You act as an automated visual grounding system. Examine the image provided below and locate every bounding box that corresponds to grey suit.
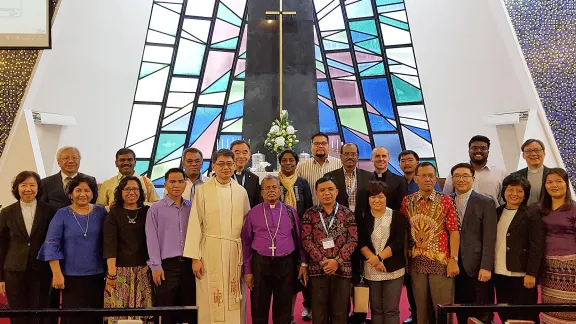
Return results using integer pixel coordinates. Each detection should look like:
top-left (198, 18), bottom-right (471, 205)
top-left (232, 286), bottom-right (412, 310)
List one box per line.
top-left (452, 190), bottom-right (497, 324)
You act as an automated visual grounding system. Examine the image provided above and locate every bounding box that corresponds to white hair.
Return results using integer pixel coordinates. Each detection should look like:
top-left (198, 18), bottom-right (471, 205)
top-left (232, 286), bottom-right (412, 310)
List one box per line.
top-left (56, 146), bottom-right (82, 160)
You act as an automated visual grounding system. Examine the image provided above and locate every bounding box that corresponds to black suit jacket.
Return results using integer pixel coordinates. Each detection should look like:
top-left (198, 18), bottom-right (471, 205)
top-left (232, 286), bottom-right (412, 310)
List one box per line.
top-left (373, 170), bottom-right (408, 212)
top-left (0, 201), bottom-right (55, 281)
top-left (451, 191), bottom-right (497, 277)
top-left (325, 168), bottom-right (375, 217)
top-left (39, 172), bottom-right (98, 211)
top-left (512, 166), bottom-right (550, 201)
top-left (496, 204), bottom-right (545, 277)
top-left (235, 170), bottom-right (261, 208)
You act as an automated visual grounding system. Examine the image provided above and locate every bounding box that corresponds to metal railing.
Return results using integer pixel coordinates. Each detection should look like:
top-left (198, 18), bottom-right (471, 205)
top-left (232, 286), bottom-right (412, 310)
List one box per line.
top-left (437, 304), bottom-right (576, 324)
top-left (0, 306), bottom-right (198, 323)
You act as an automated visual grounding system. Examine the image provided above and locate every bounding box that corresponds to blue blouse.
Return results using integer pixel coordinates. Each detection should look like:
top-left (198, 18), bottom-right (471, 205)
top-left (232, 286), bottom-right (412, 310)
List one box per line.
top-left (38, 205), bottom-right (106, 276)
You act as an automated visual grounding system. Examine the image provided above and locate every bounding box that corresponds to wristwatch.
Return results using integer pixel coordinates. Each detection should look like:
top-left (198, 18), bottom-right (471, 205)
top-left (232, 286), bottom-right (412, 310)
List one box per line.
top-left (301, 263), bottom-right (308, 267)
top-left (449, 256), bottom-right (458, 261)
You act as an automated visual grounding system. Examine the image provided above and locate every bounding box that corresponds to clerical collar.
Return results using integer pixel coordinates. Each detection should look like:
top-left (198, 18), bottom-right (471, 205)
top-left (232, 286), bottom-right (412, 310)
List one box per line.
top-left (269, 202), bottom-right (279, 209)
top-left (375, 170), bottom-right (387, 178)
top-left (235, 171), bottom-right (243, 175)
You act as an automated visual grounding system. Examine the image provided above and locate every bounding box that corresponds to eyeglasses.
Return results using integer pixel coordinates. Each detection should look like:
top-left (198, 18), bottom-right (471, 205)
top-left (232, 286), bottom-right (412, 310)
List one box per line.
top-left (185, 159), bottom-right (203, 165)
top-left (417, 174), bottom-right (436, 179)
top-left (122, 188), bottom-right (139, 193)
top-left (341, 152), bottom-right (358, 157)
top-left (452, 175), bottom-right (473, 180)
top-left (523, 148), bottom-right (544, 155)
top-left (262, 186), bottom-right (279, 191)
top-left (312, 141), bottom-right (328, 147)
top-left (470, 146), bottom-right (488, 152)
top-left (60, 157), bottom-right (80, 162)
top-left (214, 162), bottom-right (234, 168)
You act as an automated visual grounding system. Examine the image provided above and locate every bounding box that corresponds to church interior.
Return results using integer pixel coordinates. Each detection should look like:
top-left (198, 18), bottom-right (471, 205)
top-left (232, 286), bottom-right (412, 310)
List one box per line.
top-left (0, 0), bottom-right (574, 322)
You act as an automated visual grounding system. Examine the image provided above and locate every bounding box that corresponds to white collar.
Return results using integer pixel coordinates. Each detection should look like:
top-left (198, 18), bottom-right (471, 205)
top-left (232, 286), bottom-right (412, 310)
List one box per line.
top-left (61, 171), bottom-right (78, 179)
top-left (20, 199), bottom-right (37, 209)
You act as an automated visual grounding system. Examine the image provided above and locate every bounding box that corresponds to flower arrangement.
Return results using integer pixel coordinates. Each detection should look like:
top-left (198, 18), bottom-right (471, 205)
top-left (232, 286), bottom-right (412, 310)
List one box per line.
top-left (264, 110), bottom-right (299, 153)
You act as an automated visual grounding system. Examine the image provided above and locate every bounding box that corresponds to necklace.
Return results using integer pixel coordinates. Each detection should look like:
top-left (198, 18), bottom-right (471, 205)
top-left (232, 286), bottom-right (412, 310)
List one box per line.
top-left (263, 203), bottom-right (283, 256)
top-left (124, 207), bottom-right (140, 224)
top-left (71, 207), bottom-right (91, 238)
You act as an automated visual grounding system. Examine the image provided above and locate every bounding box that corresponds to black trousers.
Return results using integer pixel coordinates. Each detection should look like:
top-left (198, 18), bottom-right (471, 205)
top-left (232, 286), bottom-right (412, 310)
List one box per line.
top-left (310, 276), bottom-right (351, 324)
top-left (153, 257), bottom-right (196, 324)
top-left (5, 269), bottom-right (50, 324)
top-left (61, 274), bottom-right (105, 324)
top-left (454, 270), bottom-right (494, 324)
top-left (404, 273), bottom-right (417, 320)
top-left (302, 281), bottom-right (312, 309)
top-left (493, 274), bottom-right (539, 323)
top-left (251, 253), bottom-right (296, 324)
top-left (47, 287), bottom-right (60, 324)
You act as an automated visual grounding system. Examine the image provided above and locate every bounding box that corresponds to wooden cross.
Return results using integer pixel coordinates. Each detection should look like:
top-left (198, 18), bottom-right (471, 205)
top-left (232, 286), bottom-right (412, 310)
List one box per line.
top-left (266, 0), bottom-right (296, 118)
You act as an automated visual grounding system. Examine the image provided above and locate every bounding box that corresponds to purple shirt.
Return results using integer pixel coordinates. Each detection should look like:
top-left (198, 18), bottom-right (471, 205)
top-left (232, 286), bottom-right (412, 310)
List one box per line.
top-left (145, 196), bottom-right (191, 272)
top-left (543, 204), bottom-right (576, 257)
top-left (241, 202), bottom-right (307, 274)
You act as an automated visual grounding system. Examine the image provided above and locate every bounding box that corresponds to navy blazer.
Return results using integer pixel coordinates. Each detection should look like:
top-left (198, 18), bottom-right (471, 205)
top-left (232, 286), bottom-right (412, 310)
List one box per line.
top-left (39, 172), bottom-right (98, 211)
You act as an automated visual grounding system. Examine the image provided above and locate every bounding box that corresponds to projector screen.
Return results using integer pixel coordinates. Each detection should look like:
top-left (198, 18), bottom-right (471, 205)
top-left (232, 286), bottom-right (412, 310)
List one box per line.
top-left (0, 0), bottom-right (50, 48)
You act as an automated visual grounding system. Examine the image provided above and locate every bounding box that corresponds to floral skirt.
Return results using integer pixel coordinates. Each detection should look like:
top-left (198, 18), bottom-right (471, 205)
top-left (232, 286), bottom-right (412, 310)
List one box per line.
top-left (104, 265), bottom-right (153, 324)
top-left (540, 254), bottom-right (576, 324)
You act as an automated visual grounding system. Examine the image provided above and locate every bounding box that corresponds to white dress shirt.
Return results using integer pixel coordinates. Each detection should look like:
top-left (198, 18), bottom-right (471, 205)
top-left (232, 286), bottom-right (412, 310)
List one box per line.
top-left (296, 156), bottom-right (342, 205)
top-left (20, 200), bottom-right (37, 235)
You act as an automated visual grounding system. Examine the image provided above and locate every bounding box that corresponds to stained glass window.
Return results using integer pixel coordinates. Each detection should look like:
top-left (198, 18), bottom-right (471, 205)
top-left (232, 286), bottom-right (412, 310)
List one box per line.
top-left (125, 0), bottom-right (436, 182)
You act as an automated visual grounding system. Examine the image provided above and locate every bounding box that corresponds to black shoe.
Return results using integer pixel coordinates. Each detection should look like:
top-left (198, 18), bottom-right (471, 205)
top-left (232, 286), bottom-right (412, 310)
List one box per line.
top-left (403, 316), bottom-right (414, 324)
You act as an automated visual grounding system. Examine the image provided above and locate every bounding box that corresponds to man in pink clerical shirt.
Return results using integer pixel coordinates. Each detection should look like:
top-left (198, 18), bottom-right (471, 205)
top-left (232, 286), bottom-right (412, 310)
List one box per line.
top-left (241, 175), bottom-right (308, 324)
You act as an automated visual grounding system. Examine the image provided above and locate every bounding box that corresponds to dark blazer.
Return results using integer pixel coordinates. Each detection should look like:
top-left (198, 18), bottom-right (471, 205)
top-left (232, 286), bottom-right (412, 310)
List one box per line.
top-left (512, 166), bottom-right (550, 200)
top-left (496, 204), bottom-right (545, 277)
top-left (39, 172), bottom-right (98, 211)
top-left (239, 170), bottom-right (261, 208)
top-left (373, 170), bottom-right (408, 212)
top-left (357, 209), bottom-right (407, 273)
top-left (0, 201), bottom-right (55, 281)
top-left (280, 176), bottom-right (314, 218)
top-left (325, 168), bottom-right (375, 217)
top-left (451, 191), bottom-right (497, 277)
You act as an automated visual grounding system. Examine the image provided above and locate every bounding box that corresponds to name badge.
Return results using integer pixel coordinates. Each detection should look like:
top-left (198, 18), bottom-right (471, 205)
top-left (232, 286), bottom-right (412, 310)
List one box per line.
top-left (322, 237), bottom-right (335, 249)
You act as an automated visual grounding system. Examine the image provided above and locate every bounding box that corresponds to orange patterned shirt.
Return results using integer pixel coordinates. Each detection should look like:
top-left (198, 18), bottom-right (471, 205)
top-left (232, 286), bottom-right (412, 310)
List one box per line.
top-left (401, 191), bottom-right (458, 275)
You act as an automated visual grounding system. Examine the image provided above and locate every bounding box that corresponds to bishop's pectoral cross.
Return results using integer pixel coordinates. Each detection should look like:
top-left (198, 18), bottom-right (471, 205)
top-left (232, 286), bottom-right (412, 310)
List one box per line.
top-left (269, 240), bottom-right (277, 257)
top-left (266, 0), bottom-right (296, 118)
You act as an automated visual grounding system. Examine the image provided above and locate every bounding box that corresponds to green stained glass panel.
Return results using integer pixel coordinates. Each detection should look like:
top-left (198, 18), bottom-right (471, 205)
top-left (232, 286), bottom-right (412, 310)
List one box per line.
top-left (174, 39), bottom-right (205, 76)
top-left (203, 72), bottom-right (231, 94)
top-left (379, 16), bottom-right (409, 30)
top-left (325, 31), bottom-right (348, 43)
top-left (391, 75), bottom-right (423, 103)
top-left (349, 20), bottom-right (378, 37)
top-left (338, 108), bottom-right (369, 134)
top-left (135, 160), bottom-right (150, 176)
top-left (316, 60), bottom-right (325, 73)
top-left (139, 62), bottom-right (167, 79)
top-left (154, 133), bottom-right (187, 162)
top-left (222, 118), bottom-right (243, 132)
top-left (360, 62), bottom-right (385, 76)
top-left (150, 159), bottom-right (181, 181)
top-left (376, 0), bottom-right (403, 5)
top-left (346, 0), bottom-right (374, 19)
top-left (217, 3), bottom-right (242, 27)
top-left (355, 38), bottom-right (382, 55)
top-left (211, 37), bottom-right (239, 50)
top-left (227, 81), bottom-right (244, 104)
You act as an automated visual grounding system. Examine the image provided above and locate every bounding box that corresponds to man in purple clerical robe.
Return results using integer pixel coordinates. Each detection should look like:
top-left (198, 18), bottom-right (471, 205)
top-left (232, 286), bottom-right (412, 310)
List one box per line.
top-left (241, 175), bottom-right (309, 324)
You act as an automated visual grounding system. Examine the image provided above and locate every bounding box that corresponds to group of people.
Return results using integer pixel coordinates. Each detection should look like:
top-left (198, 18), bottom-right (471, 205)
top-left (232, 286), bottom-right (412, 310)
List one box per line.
top-left (0, 132), bottom-right (574, 324)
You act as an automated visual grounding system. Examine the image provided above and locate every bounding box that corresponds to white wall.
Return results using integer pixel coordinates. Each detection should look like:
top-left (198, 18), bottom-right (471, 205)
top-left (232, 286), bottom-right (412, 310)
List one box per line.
top-left (405, 0), bottom-right (563, 177)
top-left (18, 0), bottom-right (153, 182)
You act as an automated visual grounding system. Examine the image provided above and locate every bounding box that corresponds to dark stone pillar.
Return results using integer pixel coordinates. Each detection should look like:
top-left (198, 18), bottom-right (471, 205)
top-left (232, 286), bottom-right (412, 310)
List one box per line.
top-left (243, 0), bottom-right (318, 169)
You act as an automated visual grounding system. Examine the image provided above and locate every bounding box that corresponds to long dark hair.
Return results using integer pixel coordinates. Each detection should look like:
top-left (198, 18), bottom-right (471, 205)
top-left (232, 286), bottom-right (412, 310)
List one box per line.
top-left (540, 168), bottom-right (574, 215)
top-left (113, 176), bottom-right (145, 208)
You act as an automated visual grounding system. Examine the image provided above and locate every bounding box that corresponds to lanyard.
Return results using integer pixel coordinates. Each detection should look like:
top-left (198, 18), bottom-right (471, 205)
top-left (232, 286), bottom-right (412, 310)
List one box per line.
top-left (344, 169), bottom-right (357, 198)
top-left (319, 202), bottom-right (339, 235)
top-left (233, 172), bottom-right (246, 188)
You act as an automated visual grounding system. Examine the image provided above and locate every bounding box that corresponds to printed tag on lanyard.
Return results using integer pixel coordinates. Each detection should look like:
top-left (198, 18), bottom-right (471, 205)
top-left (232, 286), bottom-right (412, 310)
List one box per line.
top-left (322, 237), bottom-right (335, 249)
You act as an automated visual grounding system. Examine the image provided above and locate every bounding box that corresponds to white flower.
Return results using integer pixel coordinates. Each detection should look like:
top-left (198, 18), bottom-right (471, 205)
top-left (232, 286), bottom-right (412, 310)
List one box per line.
top-left (286, 125), bottom-right (295, 135)
top-left (270, 125), bottom-right (280, 134)
top-left (281, 110), bottom-right (287, 117)
top-left (274, 137), bottom-right (286, 147)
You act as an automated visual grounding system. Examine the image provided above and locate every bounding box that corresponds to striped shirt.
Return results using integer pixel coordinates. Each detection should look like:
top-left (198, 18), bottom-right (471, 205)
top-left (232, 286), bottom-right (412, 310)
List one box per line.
top-left (296, 155), bottom-right (342, 205)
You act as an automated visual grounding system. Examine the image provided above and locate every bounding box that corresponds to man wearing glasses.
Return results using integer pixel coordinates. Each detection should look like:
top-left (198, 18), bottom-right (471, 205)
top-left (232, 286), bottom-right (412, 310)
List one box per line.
top-left (512, 139), bottom-right (549, 205)
top-left (184, 149), bottom-right (251, 324)
top-left (97, 148), bottom-right (159, 211)
top-left (442, 135), bottom-right (506, 206)
top-left (163, 147), bottom-right (209, 202)
top-left (296, 132), bottom-right (342, 321)
top-left (401, 162), bottom-right (460, 324)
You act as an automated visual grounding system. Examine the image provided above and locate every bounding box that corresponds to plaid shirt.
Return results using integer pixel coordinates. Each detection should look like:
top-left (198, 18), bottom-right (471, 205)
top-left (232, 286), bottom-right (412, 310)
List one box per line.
top-left (344, 169), bottom-right (357, 212)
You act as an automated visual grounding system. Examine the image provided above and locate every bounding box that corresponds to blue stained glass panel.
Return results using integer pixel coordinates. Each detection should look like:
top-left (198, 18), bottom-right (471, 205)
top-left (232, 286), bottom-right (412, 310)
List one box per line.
top-left (373, 133), bottom-right (402, 173)
top-left (154, 133), bottom-right (186, 162)
top-left (317, 81), bottom-right (331, 99)
top-left (351, 31), bottom-right (375, 43)
top-left (319, 100), bottom-right (338, 133)
top-left (224, 100), bottom-right (244, 120)
top-left (368, 113), bottom-right (396, 131)
top-left (361, 78), bottom-right (395, 118)
top-left (405, 125), bottom-right (432, 141)
top-left (342, 128), bottom-right (371, 159)
top-left (189, 107), bottom-right (221, 145)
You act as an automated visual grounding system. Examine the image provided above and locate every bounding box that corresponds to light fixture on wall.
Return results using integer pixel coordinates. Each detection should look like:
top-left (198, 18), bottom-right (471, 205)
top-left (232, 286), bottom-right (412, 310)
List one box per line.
top-left (482, 111), bottom-right (529, 126)
top-left (32, 111), bottom-right (76, 126)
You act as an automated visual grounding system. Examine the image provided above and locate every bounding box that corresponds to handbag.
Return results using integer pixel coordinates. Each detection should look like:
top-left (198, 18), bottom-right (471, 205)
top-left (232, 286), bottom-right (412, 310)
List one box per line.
top-left (353, 275), bottom-right (370, 313)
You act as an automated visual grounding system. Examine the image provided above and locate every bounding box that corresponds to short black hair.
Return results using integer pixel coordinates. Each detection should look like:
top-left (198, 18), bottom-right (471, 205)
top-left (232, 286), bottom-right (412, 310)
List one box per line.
top-left (367, 181), bottom-right (389, 197)
top-left (211, 149), bottom-right (235, 163)
top-left (398, 150), bottom-right (419, 162)
top-left (113, 176), bottom-right (145, 208)
top-left (315, 176), bottom-right (336, 190)
top-left (230, 140), bottom-right (251, 150)
top-left (501, 174), bottom-right (531, 206)
top-left (468, 135), bottom-right (490, 148)
top-left (450, 163), bottom-right (476, 176)
top-left (415, 162), bottom-right (437, 175)
top-left (116, 148), bottom-right (136, 160)
top-left (67, 175), bottom-right (94, 196)
top-left (183, 147), bottom-right (203, 160)
top-left (164, 168), bottom-right (186, 181)
top-left (311, 132), bottom-right (329, 143)
top-left (340, 142), bottom-right (359, 154)
top-left (278, 149), bottom-right (299, 163)
top-left (521, 139), bottom-right (545, 152)
top-left (11, 171), bottom-right (42, 200)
